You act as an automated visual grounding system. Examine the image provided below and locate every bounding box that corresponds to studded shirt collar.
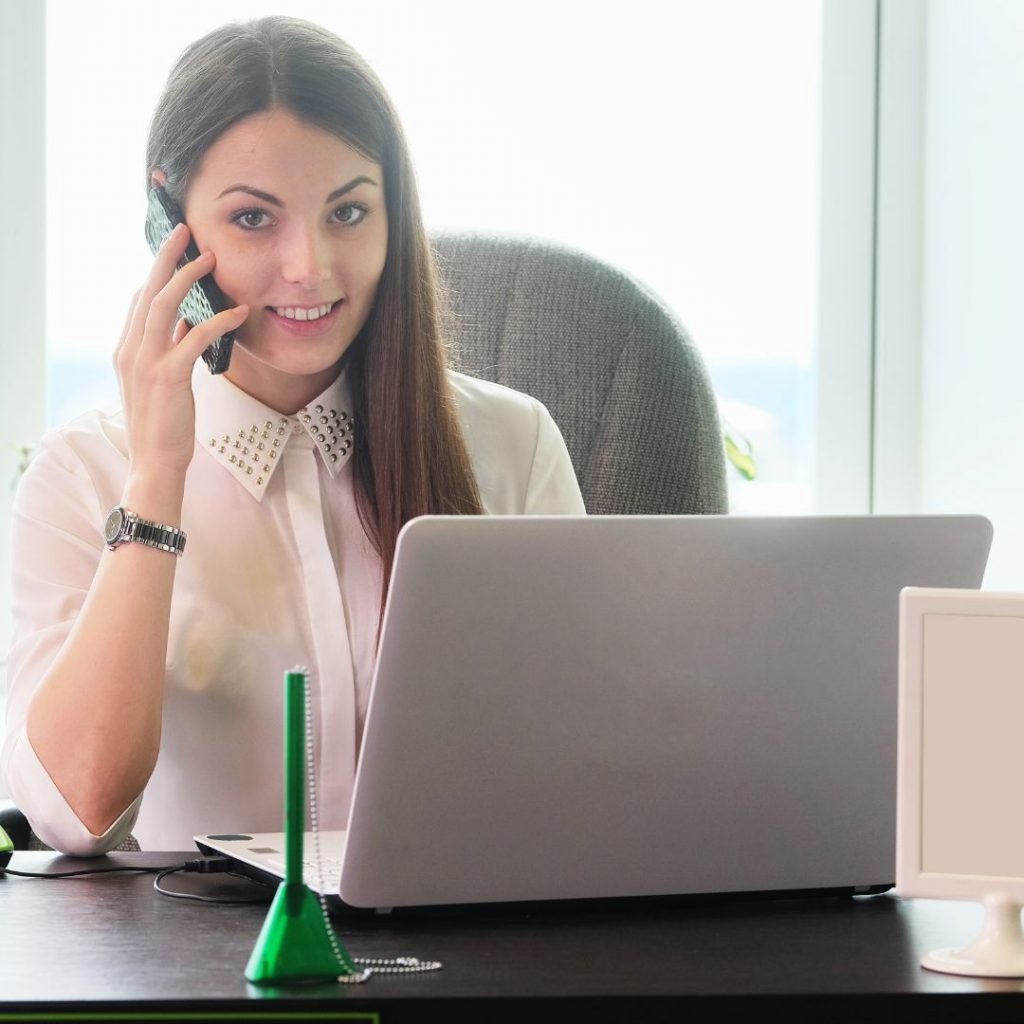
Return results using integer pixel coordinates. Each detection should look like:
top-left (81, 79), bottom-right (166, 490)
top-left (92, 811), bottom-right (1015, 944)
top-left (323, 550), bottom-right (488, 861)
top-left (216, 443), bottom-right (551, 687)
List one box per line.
top-left (192, 362), bottom-right (356, 501)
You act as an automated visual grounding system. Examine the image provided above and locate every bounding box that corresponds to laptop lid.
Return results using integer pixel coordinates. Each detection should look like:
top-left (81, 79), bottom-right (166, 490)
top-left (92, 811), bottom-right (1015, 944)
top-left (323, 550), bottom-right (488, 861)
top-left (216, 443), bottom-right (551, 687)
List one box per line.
top-left (197, 513), bottom-right (993, 912)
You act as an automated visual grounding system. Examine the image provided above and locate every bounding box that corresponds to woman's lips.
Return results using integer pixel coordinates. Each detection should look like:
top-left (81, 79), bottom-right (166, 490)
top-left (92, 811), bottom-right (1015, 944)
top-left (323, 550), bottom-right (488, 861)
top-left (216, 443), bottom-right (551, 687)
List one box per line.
top-left (264, 301), bottom-right (344, 337)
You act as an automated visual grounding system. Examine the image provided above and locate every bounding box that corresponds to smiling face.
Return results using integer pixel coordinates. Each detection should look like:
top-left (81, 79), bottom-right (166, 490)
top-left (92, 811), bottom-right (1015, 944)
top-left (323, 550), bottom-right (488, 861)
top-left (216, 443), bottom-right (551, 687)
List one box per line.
top-left (164, 108), bottom-right (388, 412)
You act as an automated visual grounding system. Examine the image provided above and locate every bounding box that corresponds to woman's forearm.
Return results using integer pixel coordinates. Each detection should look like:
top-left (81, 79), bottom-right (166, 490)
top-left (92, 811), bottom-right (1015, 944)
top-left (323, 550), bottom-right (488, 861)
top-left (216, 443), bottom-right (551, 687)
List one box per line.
top-left (25, 472), bottom-right (186, 835)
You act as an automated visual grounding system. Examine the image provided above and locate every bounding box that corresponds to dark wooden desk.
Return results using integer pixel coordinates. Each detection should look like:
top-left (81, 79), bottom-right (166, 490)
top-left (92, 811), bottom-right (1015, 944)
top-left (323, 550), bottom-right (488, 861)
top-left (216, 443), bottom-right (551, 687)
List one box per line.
top-left (2, 851), bottom-right (1023, 1023)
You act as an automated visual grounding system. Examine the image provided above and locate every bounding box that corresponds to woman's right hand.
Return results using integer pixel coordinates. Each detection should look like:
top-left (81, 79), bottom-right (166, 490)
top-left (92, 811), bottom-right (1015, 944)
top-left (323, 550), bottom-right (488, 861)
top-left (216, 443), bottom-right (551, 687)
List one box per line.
top-left (114, 223), bottom-right (249, 481)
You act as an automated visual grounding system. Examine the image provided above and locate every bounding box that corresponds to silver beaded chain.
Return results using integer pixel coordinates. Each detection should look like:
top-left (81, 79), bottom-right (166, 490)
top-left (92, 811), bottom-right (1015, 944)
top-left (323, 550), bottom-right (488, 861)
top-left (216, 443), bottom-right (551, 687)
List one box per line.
top-left (302, 673), bottom-right (443, 983)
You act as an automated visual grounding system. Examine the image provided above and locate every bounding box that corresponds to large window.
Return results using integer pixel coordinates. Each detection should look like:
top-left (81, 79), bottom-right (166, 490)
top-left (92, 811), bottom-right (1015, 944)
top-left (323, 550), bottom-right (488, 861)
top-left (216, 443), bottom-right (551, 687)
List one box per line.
top-left (44, 0), bottom-right (850, 516)
top-left (2, 2), bottom-right (881, 755)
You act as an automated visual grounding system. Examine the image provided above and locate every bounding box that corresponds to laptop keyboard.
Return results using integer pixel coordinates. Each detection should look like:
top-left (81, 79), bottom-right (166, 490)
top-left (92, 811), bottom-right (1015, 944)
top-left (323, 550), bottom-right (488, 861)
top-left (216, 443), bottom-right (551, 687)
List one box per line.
top-left (267, 855), bottom-right (344, 886)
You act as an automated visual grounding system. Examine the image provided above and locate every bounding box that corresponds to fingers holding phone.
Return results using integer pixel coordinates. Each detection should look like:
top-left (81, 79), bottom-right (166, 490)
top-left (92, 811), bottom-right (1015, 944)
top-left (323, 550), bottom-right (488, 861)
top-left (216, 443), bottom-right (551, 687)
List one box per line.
top-left (141, 238), bottom-right (249, 370)
top-left (144, 186), bottom-right (239, 374)
top-left (115, 222), bottom-right (248, 479)
top-left (120, 221), bottom-right (195, 371)
top-left (119, 221), bottom-right (231, 380)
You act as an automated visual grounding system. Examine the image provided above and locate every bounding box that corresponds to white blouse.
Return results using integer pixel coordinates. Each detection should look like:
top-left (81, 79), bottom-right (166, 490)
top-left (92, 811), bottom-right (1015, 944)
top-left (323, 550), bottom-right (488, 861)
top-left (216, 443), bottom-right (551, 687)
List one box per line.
top-left (2, 365), bottom-right (586, 854)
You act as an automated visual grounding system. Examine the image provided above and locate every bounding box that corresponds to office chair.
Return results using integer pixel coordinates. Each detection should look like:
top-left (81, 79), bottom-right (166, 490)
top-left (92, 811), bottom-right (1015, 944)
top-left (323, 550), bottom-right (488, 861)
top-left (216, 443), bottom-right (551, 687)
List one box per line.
top-left (431, 230), bottom-right (729, 515)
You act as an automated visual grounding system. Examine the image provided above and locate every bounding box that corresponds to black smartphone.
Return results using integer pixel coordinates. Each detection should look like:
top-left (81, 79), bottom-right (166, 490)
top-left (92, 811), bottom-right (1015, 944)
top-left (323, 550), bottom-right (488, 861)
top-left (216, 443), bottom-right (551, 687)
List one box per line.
top-left (143, 185), bottom-right (237, 374)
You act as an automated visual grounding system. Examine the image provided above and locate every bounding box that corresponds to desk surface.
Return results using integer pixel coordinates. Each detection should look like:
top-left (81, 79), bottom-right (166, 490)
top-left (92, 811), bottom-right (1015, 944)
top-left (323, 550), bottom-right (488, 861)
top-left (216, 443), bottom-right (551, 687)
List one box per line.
top-left (2, 851), bottom-right (1024, 1023)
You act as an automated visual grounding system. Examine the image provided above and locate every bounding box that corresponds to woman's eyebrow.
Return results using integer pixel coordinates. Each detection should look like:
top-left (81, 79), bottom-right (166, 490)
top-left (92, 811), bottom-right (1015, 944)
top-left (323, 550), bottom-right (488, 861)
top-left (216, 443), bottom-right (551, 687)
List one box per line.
top-left (216, 176), bottom-right (379, 206)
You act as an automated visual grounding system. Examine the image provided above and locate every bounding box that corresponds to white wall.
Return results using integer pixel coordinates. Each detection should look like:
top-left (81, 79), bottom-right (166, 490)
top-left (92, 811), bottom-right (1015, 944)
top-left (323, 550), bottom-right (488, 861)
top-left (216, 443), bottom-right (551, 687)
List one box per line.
top-left (918, 0), bottom-right (1024, 590)
top-left (0, 0), bottom-right (47, 732)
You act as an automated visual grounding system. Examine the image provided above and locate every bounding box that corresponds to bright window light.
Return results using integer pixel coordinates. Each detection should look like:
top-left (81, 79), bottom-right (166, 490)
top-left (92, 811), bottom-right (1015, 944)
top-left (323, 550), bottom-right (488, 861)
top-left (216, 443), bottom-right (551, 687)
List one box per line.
top-left (46, 0), bottom-right (823, 513)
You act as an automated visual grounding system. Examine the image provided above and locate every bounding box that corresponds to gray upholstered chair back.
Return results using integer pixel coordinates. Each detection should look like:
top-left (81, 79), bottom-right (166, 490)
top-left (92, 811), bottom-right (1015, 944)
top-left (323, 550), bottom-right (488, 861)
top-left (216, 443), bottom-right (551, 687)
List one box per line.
top-left (431, 231), bottom-right (728, 514)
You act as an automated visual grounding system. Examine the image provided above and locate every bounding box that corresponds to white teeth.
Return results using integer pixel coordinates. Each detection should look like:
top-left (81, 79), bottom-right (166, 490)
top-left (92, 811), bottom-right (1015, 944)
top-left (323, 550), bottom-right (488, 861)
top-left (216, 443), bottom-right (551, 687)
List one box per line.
top-left (272, 302), bottom-right (335, 321)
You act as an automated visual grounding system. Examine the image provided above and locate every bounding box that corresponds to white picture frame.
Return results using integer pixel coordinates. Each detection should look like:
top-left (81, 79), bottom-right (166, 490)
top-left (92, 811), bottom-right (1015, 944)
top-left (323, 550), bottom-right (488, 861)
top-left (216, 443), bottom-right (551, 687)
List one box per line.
top-left (897, 586), bottom-right (1024, 976)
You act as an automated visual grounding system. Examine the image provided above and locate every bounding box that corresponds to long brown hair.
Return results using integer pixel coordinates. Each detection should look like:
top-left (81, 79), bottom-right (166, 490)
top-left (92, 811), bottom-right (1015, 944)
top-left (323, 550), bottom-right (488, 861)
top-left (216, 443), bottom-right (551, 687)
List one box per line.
top-left (146, 16), bottom-right (483, 605)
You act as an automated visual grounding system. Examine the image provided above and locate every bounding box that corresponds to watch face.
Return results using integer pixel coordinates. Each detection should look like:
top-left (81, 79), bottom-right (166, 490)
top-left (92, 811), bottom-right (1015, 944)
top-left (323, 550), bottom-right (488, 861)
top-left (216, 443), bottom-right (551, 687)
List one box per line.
top-left (104, 507), bottom-right (126, 544)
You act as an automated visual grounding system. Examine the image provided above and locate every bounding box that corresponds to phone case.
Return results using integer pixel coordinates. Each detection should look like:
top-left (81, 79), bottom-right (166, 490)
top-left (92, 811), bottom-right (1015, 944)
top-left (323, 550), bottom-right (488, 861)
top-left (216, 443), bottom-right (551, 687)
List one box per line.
top-left (144, 186), bottom-right (236, 374)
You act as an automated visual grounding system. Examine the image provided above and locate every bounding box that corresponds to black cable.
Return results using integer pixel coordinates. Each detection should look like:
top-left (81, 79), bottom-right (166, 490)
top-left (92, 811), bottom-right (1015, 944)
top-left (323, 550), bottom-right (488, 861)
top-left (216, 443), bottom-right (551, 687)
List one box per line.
top-left (2, 853), bottom-right (272, 904)
top-left (153, 859), bottom-right (274, 905)
top-left (1, 861), bottom-right (186, 878)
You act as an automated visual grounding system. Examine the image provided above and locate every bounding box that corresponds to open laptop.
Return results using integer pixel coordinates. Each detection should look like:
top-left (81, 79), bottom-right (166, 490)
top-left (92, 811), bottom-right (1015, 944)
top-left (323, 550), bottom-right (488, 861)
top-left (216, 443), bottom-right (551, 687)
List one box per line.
top-left (196, 513), bottom-right (993, 914)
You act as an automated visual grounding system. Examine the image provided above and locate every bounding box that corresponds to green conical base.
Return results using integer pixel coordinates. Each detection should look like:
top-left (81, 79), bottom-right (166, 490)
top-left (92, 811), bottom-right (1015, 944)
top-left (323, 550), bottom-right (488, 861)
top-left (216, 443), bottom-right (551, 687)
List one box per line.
top-left (245, 881), bottom-right (357, 984)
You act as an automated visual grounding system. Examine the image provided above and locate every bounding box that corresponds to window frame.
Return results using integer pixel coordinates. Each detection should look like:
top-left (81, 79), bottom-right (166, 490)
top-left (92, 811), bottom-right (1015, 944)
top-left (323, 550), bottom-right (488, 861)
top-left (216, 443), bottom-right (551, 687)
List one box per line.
top-left (814, 0), bottom-right (879, 513)
top-left (0, 0), bottom-right (47, 673)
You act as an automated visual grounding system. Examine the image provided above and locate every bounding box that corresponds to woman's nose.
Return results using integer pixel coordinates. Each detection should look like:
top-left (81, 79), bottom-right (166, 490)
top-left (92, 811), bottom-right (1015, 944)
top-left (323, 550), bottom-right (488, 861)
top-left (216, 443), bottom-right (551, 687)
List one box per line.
top-left (279, 227), bottom-right (332, 290)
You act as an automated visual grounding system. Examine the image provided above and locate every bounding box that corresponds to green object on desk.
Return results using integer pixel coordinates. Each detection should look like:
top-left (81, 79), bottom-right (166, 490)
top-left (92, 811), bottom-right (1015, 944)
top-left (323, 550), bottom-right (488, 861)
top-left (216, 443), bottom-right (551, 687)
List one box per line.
top-left (0, 823), bottom-right (14, 867)
top-left (244, 668), bottom-right (357, 984)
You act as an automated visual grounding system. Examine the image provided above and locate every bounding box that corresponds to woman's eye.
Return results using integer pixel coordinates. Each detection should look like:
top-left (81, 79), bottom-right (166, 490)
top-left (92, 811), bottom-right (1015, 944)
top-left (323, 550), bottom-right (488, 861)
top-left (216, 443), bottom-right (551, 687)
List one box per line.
top-left (334, 203), bottom-right (368, 226)
top-left (229, 204), bottom-right (367, 230)
top-left (232, 208), bottom-right (270, 230)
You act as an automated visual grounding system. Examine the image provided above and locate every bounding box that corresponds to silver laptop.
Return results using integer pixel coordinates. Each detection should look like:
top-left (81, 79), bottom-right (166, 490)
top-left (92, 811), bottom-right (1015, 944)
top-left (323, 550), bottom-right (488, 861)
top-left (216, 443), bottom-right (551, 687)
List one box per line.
top-left (196, 513), bottom-right (993, 913)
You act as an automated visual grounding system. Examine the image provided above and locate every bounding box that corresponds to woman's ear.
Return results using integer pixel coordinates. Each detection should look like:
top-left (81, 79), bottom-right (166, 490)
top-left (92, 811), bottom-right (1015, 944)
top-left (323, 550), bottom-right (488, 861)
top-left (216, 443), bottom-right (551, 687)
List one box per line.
top-left (150, 168), bottom-right (168, 190)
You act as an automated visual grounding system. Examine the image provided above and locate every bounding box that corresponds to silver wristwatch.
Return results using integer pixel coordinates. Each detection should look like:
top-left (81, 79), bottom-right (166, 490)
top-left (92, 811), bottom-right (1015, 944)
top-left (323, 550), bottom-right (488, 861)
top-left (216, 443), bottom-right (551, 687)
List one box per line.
top-left (103, 505), bottom-right (186, 556)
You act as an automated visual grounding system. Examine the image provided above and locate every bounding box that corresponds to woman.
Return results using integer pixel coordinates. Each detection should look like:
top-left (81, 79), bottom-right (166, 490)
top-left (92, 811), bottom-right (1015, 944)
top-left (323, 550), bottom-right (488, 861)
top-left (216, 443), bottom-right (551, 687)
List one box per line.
top-left (2, 16), bottom-right (584, 855)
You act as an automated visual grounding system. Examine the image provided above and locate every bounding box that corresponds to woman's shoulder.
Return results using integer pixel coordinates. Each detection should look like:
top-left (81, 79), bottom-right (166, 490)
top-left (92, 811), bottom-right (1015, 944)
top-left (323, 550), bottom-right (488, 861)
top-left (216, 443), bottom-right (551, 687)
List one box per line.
top-left (446, 369), bottom-right (546, 427)
top-left (9, 405), bottom-right (128, 538)
top-left (20, 405), bottom-right (128, 489)
top-left (445, 370), bottom-right (585, 515)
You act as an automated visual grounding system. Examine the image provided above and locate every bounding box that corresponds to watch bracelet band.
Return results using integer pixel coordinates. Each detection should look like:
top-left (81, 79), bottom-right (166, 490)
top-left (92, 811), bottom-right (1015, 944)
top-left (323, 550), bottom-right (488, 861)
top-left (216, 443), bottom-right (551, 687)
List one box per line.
top-left (129, 517), bottom-right (187, 556)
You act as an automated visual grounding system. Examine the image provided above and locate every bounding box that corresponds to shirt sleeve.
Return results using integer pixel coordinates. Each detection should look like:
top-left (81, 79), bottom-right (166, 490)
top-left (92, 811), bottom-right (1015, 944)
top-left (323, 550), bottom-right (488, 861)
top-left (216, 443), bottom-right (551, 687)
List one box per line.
top-left (1, 428), bottom-right (141, 855)
top-left (524, 398), bottom-right (587, 515)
